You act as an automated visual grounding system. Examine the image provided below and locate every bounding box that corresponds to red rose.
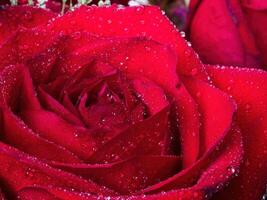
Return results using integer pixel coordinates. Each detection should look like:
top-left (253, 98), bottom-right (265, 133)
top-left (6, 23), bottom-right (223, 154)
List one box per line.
top-left (187, 0), bottom-right (267, 70)
top-left (0, 4), bottom-right (266, 200)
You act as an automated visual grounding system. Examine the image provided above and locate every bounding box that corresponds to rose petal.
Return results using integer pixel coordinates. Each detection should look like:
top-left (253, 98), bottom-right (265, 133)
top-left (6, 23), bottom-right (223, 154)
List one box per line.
top-left (0, 142), bottom-right (116, 195)
top-left (88, 106), bottom-right (170, 163)
top-left (1, 107), bottom-right (81, 163)
top-left (193, 125), bottom-right (243, 197)
top-left (18, 185), bottom-right (205, 200)
top-left (182, 77), bottom-right (236, 155)
top-left (46, 5), bottom-right (206, 79)
top-left (0, 65), bottom-right (22, 110)
top-left (18, 187), bottom-right (60, 200)
top-left (29, 127), bottom-right (240, 200)
top-left (18, 186), bottom-right (97, 200)
top-left (241, 2), bottom-right (267, 68)
top-left (0, 28), bottom-right (65, 82)
top-left (0, 6), bottom-right (55, 44)
top-left (62, 94), bottom-right (81, 118)
top-left (57, 33), bottom-right (180, 91)
top-left (38, 87), bottom-right (84, 126)
top-left (132, 78), bottom-right (169, 115)
top-left (206, 65), bottom-right (267, 200)
top-left (241, 0), bottom-right (267, 9)
top-left (19, 65), bottom-right (41, 110)
top-left (189, 0), bottom-right (262, 67)
top-left (0, 64), bottom-right (40, 111)
top-left (20, 110), bottom-right (101, 161)
top-left (52, 155), bottom-right (181, 194)
top-left (170, 84), bottom-right (200, 167)
top-left (77, 91), bottom-right (128, 130)
top-left (142, 124), bottom-right (243, 195)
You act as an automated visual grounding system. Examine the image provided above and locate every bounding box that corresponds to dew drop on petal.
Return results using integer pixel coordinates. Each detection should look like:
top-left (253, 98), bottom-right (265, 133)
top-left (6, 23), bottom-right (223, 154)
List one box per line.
top-left (25, 167), bottom-right (35, 178)
top-left (180, 31), bottom-right (186, 37)
top-left (24, 11), bottom-right (33, 20)
top-left (227, 166), bottom-right (236, 174)
top-left (187, 41), bottom-right (192, 47)
top-left (191, 68), bottom-right (198, 76)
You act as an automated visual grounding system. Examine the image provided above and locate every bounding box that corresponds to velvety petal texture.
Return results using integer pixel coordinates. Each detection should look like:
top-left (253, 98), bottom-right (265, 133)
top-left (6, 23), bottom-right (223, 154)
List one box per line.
top-left (188, 0), bottom-right (267, 70)
top-left (0, 3), bottom-right (266, 200)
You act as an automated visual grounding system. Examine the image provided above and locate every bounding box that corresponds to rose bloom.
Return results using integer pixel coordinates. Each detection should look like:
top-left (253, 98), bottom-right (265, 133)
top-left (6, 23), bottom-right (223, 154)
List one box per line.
top-left (187, 0), bottom-right (267, 70)
top-left (0, 3), bottom-right (266, 200)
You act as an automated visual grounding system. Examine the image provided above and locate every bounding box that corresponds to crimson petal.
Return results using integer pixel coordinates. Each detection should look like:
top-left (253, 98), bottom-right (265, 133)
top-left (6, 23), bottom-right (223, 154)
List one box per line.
top-left (132, 78), bottom-right (169, 115)
top-left (171, 84), bottom-right (200, 167)
top-left (88, 106), bottom-right (170, 163)
top-left (0, 6), bottom-right (55, 44)
top-left (18, 187), bottom-right (61, 200)
top-left (0, 142), bottom-right (116, 195)
top-left (0, 64), bottom-right (40, 111)
top-left (52, 155), bottom-right (181, 194)
top-left (1, 108), bottom-right (81, 163)
top-left (38, 87), bottom-right (84, 126)
top-left (46, 5), bottom-right (207, 79)
top-left (142, 124), bottom-right (243, 196)
top-left (182, 77), bottom-right (236, 155)
top-left (188, 0), bottom-right (262, 68)
top-left (20, 110), bottom-right (100, 161)
top-left (0, 28), bottom-right (64, 81)
top-left (207, 66), bottom-right (267, 200)
top-left (242, 1), bottom-right (267, 68)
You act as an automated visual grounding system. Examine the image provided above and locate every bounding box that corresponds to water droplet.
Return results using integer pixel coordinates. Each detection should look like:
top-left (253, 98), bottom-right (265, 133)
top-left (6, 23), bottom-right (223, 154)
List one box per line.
top-left (227, 166), bottom-right (236, 174)
top-left (136, 7), bottom-right (141, 12)
top-left (24, 11), bottom-right (32, 20)
top-left (25, 167), bottom-right (35, 178)
top-left (226, 86), bottom-right (232, 91)
top-left (191, 68), bottom-right (198, 76)
top-left (180, 31), bottom-right (185, 37)
top-left (20, 44), bottom-right (29, 50)
top-left (145, 46), bottom-right (151, 51)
